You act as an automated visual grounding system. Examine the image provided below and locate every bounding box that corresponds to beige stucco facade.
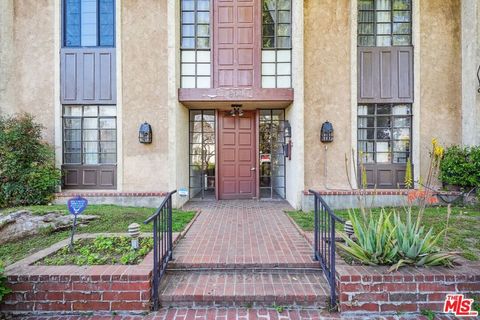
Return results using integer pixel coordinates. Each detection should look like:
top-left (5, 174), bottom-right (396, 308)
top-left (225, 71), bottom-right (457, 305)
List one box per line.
top-left (0, 0), bottom-right (477, 208)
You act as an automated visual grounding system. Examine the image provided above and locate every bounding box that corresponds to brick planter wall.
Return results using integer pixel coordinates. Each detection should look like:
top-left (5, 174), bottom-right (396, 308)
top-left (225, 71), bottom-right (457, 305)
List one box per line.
top-left (0, 234), bottom-right (154, 313)
top-left (336, 261), bottom-right (480, 315)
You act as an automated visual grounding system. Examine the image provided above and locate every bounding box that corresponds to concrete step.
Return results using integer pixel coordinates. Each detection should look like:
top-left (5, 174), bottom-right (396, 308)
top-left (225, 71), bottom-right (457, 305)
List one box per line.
top-left (159, 270), bottom-right (329, 308)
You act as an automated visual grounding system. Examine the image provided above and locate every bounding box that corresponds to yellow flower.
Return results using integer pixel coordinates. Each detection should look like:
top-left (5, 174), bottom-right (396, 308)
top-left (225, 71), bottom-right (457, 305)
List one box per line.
top-left (431, 138), bottom-right (444, 160)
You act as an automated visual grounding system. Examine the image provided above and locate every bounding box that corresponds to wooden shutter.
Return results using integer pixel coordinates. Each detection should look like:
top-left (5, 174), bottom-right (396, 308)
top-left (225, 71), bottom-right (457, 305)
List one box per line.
top-left (61, 48), bottom-right (116, 104)
top-left (358, 47), bottom-right (413, 103)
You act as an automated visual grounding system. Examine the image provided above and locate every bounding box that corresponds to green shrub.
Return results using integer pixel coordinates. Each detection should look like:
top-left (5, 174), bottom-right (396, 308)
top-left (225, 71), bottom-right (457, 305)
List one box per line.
top-left (0, 262), bottom-right (11, 302)
top-left (439, 145), bottom-right (480, 189)
top-left (0, 113), bottom-right (61, 207)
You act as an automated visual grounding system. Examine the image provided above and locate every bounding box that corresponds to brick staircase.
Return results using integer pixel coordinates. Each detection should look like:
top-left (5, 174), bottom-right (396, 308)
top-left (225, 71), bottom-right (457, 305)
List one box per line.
top-left (155, 200), bottom-right (330, 309)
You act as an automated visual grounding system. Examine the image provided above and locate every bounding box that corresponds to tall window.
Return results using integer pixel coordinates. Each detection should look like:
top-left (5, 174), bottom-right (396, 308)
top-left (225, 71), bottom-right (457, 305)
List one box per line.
top-left (189, 110), bottom-right (216, 199)
top-left (358, 0), bottom-right (412, 47)
top-left (181, 0), bottom-right (211, 88)
top-left (261, 0), bottom-right (292, 88)
top-left (259, 110), bottom-right (286, 199)
top-left (64, 0), bottom-right (115, 47)
top-left (63, 105), bottom-right (117, 165)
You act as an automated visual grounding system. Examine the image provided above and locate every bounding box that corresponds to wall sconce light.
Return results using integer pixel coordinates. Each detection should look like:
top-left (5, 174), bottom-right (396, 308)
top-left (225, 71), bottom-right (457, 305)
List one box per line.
top-left (229, 104), bottom-right (244, 117)
top-left (320, 121), bottom-right (334, 143)
top-left (139, 122), bottom-right (152, 144)
top-left (283, 120), bottom-right (292, 160)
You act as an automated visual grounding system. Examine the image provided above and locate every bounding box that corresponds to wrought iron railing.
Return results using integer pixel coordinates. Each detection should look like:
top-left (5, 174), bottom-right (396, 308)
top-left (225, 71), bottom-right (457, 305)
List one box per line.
top-left (309, 190), bottom-right (345, 308)
top-left (144, 190), bottom-right (177, 311)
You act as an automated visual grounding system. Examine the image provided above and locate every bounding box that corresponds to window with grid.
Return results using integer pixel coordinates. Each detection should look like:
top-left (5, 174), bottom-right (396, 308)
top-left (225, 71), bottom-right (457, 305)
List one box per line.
top-left (261, 0), bottom-right (292, 88)
top-left (189, 110), bottom-right (216, 199)
top-left (63, 106), bottom-right (117, 165)
top-left (63, 0), bottom-right (115, 47)
top-left (358, 104), bottom-right (412, 164)
top-left (358, 0), bottom-right (412, 47)
top-left (181, 0), bottom-right (211, 88)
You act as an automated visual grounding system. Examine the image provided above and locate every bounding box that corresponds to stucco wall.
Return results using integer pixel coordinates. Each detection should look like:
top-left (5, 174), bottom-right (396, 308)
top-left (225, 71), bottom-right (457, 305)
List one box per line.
top-left (0, 0), bottom-right (15, 116)
top-left (7, 0), bottom-right (56, 144)
top-left (304, 0), bottom-right (352, 190)
top-left (121, 0), bottom-right (170, 191)
top-left (419, 0), bottom-right (462, 176)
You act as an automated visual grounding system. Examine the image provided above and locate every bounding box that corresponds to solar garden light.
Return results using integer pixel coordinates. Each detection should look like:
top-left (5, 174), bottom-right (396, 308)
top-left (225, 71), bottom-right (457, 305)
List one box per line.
top-left (128, 223), bottom-right (141, 250)
top-left (344, 220), bottom-right (354, 240)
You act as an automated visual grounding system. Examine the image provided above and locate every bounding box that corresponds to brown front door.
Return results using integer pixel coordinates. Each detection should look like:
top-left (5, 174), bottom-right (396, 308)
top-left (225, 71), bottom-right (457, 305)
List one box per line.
top-left (218, 111), bottom-right (257, 199)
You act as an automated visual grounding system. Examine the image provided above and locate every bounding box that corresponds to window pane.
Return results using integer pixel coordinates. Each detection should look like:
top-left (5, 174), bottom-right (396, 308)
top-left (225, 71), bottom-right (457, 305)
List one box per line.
top-left (182, 63), bottom-right (196, 76)
top-left (65, 141), bottom-right (82, 153)
top-left (262, 76), bottom-right (276, 88)
top-left (393, 116), bottom-right (411, 127)
top-left (100, 129), bottom-right (116, 141)
top-left (393, 23), bottom-right (411, 34)
top-left (393, 0), bottom-right (411, 10)
top-left (83, 105), bottom-right (98, 116)
top-left (182, 76), bottom-right (196, 88)
top-left (278, 11), bottom-right (291, 23)
top-left (358, 105), bottom-right (375, 115)
top-left (81, 0), bottom-right (98, 46)
top-left (377, 23), bottom-right (391, 35)
top-left (393, 128), bottom-right (410, 140)
top-left (263, 24), bottom-right (275, 38)
top-left (359, 141), bottom-right (375, 153)
top-left (358, 0), bottom-right (374, 10)
top-left (393, 153), bottom-right (409, 163)
top-left (377, 128), bottom-right (391, 140)
top-left (197, 0), bottom-right (210, 10)
top-left (360, 152), bottom-right (375, 164)
top-left (64, 129), bottom-right (82, 141)
top-left (197, 64), bottom-right (211, 76)
top-left (182, 25), bottom-right (195, 37)
top-left (359, 11), bottom-right (374, 23)
top-left (100, 142), bottom-right (116, 153)
top-left (197, 12), bottom-right (210, 24)
top-left (182, 0), bottom-right (195, 10)
top-left (197, 77), bottom-right (211, 88)
top-left (99, 0), bottom-right (114, 46)
top-left (83, 129), bottom-right (98, 141)
top-left (376, 12), bottom-right (391, 23)
top-left (277, 76), bottom-right (291, 88)
top-left (392, 105), bottom-right (411, 115)
top-left (393, 11), bottom-right (410, 22)
top-left (358, 129), bottom-right (375, 140)
top-left (358, 117), bottom-right (375, 128)
top-left (277, 0), bottom-right (291, 10)
top-left (196, 37), bottom-right (210, 49)
top-left (376, 0), bottom-right (391, 10)
top-left (277, 50), bottom-right (291, 62)
top-left (359, 36), bottom-right (375, 46)
top-left (262, 50), bottom-right (276, 62)
top-left (277, 37), bottom-right (291, 48)
top-left (65, 153), bottom-right (81, 164)
top-left (277, 63), bottom-right (290, 75)
top-left (182, 12), bottom-right (195, 23)
top-left (100, 118), bottom-right (116, 129)
top-left (64, 106), bottom-right (83, 116)
top-left (64, 118), bottom-right (81, 129)
top-left (262, 63), bottom-right (276, 75)
top-left (376, 153), bottom-right (390, 163)
top-left (377, 116), bottom-right (391, 127)
top-left (359, 23), bottom-right (374, 35)
top-left (65, 0), bottom-right (81, 47)
top-left (182, 50), bottom-right (196, 62)
top-left (99, 105), bottom-right (116, 116)
top-left (277, 24), bottom-right (291, 37)
top-left (197, 50), bottom-right (211, 62)
top-left (393, 140), bottom-right (410, 152)
top-left (393, 35), bottom-right (411, 45)
top-left (182, 38), bottom-right (195, 49)
top-left (197, 24), bottom-right (210, 37)
top-left (100, 153), bottom-right (116, 164)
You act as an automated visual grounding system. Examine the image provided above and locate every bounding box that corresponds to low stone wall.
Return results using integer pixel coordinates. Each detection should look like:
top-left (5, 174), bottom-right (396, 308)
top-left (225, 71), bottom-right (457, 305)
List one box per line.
top-left (0, 234), bottom-right (153, 313)
top-left (302, 190), bottom-right (464, 210)
top-left (54, 191), bottom-right (167, 208)
top-left (336, 261), bottom-right (480, 315)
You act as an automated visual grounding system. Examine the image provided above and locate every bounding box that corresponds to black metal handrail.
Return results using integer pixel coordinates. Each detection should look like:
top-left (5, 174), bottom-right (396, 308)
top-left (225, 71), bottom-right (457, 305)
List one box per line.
top-left (144, 190), bottom-right (177, 311)
top-left (309, 190), bottom-right (345, 309)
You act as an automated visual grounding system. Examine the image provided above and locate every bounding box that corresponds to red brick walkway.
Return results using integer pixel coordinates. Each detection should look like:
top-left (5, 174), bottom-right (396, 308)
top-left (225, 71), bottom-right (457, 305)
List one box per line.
top-left (172, 201), bottom-right (316, 268)
top-left (16, 308), bottom-right (457, 320)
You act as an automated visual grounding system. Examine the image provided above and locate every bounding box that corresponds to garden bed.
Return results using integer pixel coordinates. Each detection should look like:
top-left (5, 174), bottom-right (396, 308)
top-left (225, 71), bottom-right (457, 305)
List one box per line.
top-left (0, 204), bottom-right (195, 266)
top-left (35, 236), bottom-right (154, 266)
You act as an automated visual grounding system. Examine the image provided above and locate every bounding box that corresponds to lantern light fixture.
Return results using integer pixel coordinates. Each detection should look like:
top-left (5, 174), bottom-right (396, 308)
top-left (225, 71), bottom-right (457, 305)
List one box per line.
top-left (139, 122), bottom-right (152, 144)
top-left (284, 120), bottom-right (292, 139)
top-left (320, 121), bottom-right (334, 143)
top-left (229, 104), bottom-right (243, 117)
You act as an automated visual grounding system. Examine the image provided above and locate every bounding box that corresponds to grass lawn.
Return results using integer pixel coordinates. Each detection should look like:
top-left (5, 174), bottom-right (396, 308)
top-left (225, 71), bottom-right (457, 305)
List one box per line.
top-left (287, 206), bottom-right (480, 261)
top-left (0, 205), bottom-right (196, 266)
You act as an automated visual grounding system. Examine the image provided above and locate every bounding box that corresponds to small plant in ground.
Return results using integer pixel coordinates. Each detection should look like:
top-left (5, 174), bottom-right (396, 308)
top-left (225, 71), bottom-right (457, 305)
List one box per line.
top-left (273, 305), bottom-right (285, 313)
top-left (420, 309), bottom-right (435, 320)
top-left (0, 261), bottom-right (12, 302)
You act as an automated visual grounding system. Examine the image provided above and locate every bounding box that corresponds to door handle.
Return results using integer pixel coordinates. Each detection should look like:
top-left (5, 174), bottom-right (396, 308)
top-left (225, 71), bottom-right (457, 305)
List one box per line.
top-left (251, 167), bottom-right (256, 171)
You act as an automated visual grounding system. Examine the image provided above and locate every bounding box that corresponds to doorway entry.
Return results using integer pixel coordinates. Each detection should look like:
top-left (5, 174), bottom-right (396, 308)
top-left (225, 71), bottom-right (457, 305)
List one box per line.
top-left (218, 110), bottom-right (257, 200)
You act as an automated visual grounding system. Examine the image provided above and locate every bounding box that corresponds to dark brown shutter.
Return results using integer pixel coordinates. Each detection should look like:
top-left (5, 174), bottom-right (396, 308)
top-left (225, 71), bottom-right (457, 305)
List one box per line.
top-left (63, 165), bottom-right (116, 189)
top-left (358, 47), bottom-right (413, 104)
top-left (61, 48), bottom-right (116, 104)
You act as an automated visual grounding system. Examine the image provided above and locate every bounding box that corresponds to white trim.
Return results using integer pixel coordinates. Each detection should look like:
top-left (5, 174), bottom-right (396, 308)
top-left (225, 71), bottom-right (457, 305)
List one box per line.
top-left (350, 0), bottom-right (358, 189)
top-left (412, 0), bottom-right (421, 184)
top-left (285, 0), bottom-right (304, 209)
top-left (54, 0), bottom-right (62, 172)
top-left (115, 0), bottom-right (123, 191)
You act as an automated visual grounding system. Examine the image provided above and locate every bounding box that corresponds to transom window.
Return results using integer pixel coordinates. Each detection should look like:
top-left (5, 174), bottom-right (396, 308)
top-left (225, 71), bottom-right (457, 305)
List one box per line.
top-left (358, 104), bottom-right (412, 164)
top-left (181, 0), bottom-right (211, 88)
top-left (358, 0), bottom-right (412, 47)
top-left (261, 0), bottom-right (292, 88)
top-left (63, 105), bottom-right (117, 165)
top-left (63, 0), bottom-right (115, 47)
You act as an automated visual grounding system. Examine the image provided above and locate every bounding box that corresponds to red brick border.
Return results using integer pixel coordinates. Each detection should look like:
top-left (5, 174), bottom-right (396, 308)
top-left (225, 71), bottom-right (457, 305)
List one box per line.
top-left (336, 261), bottom-right (480, 315)
top-left (303, 189), bottom-right (462, 196)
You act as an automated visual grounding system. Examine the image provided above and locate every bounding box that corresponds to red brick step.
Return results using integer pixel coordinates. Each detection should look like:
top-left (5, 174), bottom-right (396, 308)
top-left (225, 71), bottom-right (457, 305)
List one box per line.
top-left (159, 270), bottom-right (329, 308)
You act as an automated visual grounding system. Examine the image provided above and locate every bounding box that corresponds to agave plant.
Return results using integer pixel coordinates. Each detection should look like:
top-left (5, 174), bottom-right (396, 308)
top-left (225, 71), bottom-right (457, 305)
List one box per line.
top-left (389, 210), bottom-right (456, 272)
top-left (337, 209), bottom-right (398, 266)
